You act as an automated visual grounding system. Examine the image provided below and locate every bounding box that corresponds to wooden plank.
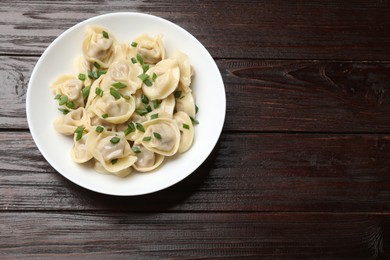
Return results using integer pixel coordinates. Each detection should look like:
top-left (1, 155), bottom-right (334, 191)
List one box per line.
top-left (0, 1), bottom-right (389, 59)
top-left (1, 132), bottom-right (390, 212)
top-left (0, 212), bottom-right (389, 258)
top-left (4, 56), bottom-right (390, 132)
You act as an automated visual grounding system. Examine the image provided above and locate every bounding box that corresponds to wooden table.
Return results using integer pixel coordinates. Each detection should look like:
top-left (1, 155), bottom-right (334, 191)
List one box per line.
top-left (1, 1), bottom-right (390, 258)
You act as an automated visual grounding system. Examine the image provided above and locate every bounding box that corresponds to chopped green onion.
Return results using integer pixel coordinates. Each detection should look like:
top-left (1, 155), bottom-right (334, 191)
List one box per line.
top-left (82, 86), bottom-right (90, 99)
top-left (132, 146), bottom-right (141, 153)
top-left (66, 101), bottom-right (75, 109)
top-left (195, 104), bottom-right (199, 114)
top-left (95, 125), bottom-right (104, 133)
top-left (150, 113), bottom-right (159, 119)
top-left (97, 70), bottom-right (107, 78)
top-left (110, 136), bottom-right (120, 144)
top-left (142, 64), bottom-right (149, 73)
top-left (136, 122), bottom-right (145, 132)
top-left (152, 72), bottom-right (158, 81)
top-left (144, 79), bottom-right (153, 87)
top-left (58, 108), bottom-right (70, 115)
top-left (112, 82), bottom-right (126, 89)
top-left (136, 53), bottom-right (143, 65)
top-left (131, 57), bottom-right (137, 64)
top-left (131, 41), bottom-right (138, 47)
top-left (182, 123), bottom-right (190, 130)
top-left (110, 87), bottom-right (121, 100)
top-left (74, 126), bottom-right (85, 141)
top-left (190, 116), bottom-right (199, 125)
top-left (141, 93), bottom-right (149, 104)
top-left (101, 113), bottom-right (109, 119)
top-left (111, 159), bottom-right (118, 165)
top-left (122, 95), bottom-right (130, 100)
top-left (124, 127), bottom-right (132, 136)
top-left (153, 132), bottom-right (162, 140)
top-left (88, 70), bottom-right (98, 79)
top-left (142, 136), bottom-right (151, 142)
top-left (128, 122), bottom-right (135, 132)
top-left (95, 87), bottom-right (103, 97)
top-left (102, 31), bottom-right (109, 39)
top-left (93, 62), bottom-right (101, 69)
top-left (135, 108), bottom-right (148, 116)
top-left (78, 73), bottom-right (86, 81)
top-left (144, 104), bottom-right (152, 113)
top-left (58, 95), bottom-right (68, 106)
top-left (174, 91), bottom-right (182, 98)
top-left (153, 100), bottom-right (159, 109)
top-left (138, 73), bottom-right (149, 81)
top-left (54, 94), bottom-right (61, 100)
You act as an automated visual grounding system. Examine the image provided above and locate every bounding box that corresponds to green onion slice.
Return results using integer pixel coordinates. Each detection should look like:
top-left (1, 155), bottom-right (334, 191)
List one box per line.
top-left (54, 94), bottom-right (61, 100)
top-left (135, 108), bottom-right (148, 116)
top-left (150, 113), bottom-right (159, 120)
top-left (110, 136), bottom-right (120, 144)
top-left (195, 104), bottom-right (199, 114)
top-left (136, 122), bottom-right (145, 132)
top-left (153, 100), bottom-right (159, 109)
top-left (95, 125), bottom-right (104, 133)
top-left (111, 159), bottom-right (118, 165)
top-left (101, 113), bottom-right (109, 119)
top-left (136, 53), bottom-right (143, 65)
top-left (93, 62), bottom-right (101, 69)
top-left (131, 41), bottom-right (138, 47)
top-left (132, 146), bottom-right (141, 153)
top-left (153, 132), bottom-right (162, 140)
top-left (142, 136), bottom-right (151, 142)
top-left (74, 126), bottom-right (85, 141)
top-left (78, 73), bottom-right (86, 81)
top-left (58, 95), bottom-right (68, 106)
top-left (66, 101), bottom-right (75, 109)
top-left (95, 87), bottom-right (103, 97)
top-left (110, 87), bottom-right (121, 100)
top-left (141, 93), bottom-right (149, 104)
top-left (58, 108), bottom-right (70, 115)
top-left (131, 57), bottom-right (137, 64)
top-left (152, 72), bottom-right (158, 81)
top-left (137, 73), bottom-right (149, 81)
top-left (144, 79), bottom-right (153, 87)
top-left (82, 86), bottom-right (90, 99)
top-left (97, 70), bottom-right (107, 78)
top-left (142, 64), bottom-right (149, 73)
top-left (102, 31), bottom-right (109, 39)
top-left (182, 123), bottom-right (190, 130)
top-left (112, 82), bottom-right (126, 89)
top-left (190, 116), bottom-right (199, 125)
top-left (144, 104), bottom-right (152, 113)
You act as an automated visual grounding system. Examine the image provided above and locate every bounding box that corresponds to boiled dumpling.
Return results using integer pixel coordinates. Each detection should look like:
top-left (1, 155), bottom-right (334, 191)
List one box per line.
top-left (135, 118), bottom-right (180, 156)
top-left (142, 59), bottom-right (180, 100)
top-left (132, 144), bottom-right (165, 172)
top-left (170, 50), bottom-right (193, 93)
top-left (88, 130), bottom-right (137, 176)
top-left (175, 91), bottom-right (196, 118)
top-left (82, 26), bottom-right (116, 68)
top-left (70, 132), bottom-right (93, 163)
top-left (50, 75), bottom-right (85, 109)
top-left (133, 34), bottom-right (165, 64)
top-left (173, 111), bottom-right (194, 153)
top-left (53, 107), bottom-right (89, 135)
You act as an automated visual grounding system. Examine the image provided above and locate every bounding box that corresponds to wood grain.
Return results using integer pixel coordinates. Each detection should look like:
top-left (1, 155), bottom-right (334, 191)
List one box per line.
top-left (0, 212), bottom-right (389, 258)
top-left (3, 56), bottom-right (390, 132)
top-left (1, 132), bottom-right (390, 212)
top-left (0, 1), bottom-right (389, 59)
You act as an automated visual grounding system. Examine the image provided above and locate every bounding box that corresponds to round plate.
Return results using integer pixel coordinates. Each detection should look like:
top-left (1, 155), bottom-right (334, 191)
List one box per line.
top-left (26, 12), bottom-right (226, 196)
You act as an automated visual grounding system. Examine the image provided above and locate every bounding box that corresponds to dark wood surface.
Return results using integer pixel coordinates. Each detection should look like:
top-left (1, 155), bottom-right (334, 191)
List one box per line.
top-left (1, 1), bottom-right (390, 258)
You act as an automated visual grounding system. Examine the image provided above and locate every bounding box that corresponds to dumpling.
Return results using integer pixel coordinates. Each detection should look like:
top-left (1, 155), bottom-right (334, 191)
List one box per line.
top-left (88, 130), bottom-right (137, 176)
top-left (82, 26), bottom-right (116, 68)
top-left (70, 132), bottom-right (93, 163)
top-left (100, 59), bottom-right (143, 95)
top-left (142, 59), bottom-right (180, 100)
top-left (170, 50), bottom-right (193, 93)
top-left (135, 118), bottom-right (180, 156)
top-left (173, 111), bottom-right (194, 153)
top-left (133, 34), bottom-right (165, 64)
top-left (88, 91), bottom-right (135, 124)
top-left (175, 91), bottom-right (196, 118)
top-left (50, 75), bottom-right (85, 109)
top-left (132, 144), bottom-right (165, 172)
top-left (53, 107), bottom-right (89, 135)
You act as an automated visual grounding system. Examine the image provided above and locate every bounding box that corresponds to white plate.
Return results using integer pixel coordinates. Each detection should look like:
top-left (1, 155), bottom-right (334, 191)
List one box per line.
top-left (26, 12), bottom-right (226, 196)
